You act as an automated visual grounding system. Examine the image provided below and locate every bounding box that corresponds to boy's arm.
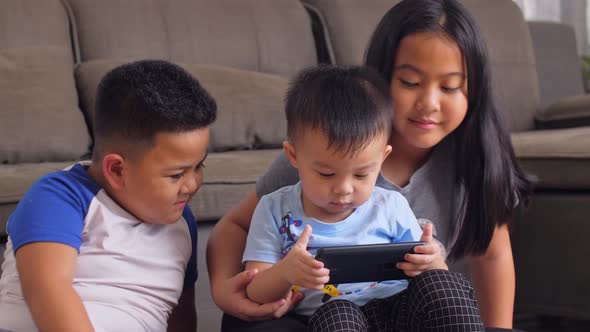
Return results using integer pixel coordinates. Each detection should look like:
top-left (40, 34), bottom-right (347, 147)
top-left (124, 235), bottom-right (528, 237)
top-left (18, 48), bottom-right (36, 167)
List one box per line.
top-left (16, 242), bottom-right (94, 332)
top-left (167, 286), bottom-right (196, 332)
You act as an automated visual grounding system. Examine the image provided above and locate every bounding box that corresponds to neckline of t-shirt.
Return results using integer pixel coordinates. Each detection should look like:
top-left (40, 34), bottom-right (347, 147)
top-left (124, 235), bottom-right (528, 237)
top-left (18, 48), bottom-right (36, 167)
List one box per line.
top-left (292, 182), bottom-right (370, 233)
top-left (378, 138), bottom-right (450, 194)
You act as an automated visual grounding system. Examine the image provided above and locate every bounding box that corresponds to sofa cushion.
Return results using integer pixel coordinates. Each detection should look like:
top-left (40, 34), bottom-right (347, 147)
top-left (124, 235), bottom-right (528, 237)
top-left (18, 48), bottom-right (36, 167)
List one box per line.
top-left (512, 127), bottom-right (590, 190)
top-left (0, 47), bottom-right (90, 163)
top-left (76, 60), bottom-right (288, 151)
top-left (0, 150), bottom-right (282, 235)
top-left (0, 161), bottom-right (75, 235)
top-left (189, 149), bottom-right (282, 221)
top-left (68, 0), bottom-right (316, 78)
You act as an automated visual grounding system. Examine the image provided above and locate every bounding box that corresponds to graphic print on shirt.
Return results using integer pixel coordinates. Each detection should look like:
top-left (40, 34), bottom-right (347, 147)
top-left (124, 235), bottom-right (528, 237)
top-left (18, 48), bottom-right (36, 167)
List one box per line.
top-left (279, 211), bottom-right (304, 257)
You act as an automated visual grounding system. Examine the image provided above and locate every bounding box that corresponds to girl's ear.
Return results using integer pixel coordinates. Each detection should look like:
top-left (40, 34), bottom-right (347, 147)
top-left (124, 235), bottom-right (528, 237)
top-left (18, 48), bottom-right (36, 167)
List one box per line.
top-left (102, 153), bottom-right (126, 190)
top-left (282, 140), bottom-right (299, 169)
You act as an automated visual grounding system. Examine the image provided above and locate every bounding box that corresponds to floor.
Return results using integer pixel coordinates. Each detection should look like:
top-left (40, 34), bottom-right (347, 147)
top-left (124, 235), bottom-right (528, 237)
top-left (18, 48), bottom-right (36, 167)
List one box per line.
top-left (1, 223), bottom-right (589, 331)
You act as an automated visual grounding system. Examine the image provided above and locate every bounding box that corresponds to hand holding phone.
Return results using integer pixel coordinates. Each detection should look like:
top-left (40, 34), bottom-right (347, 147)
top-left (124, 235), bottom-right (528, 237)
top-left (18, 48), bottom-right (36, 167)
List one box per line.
top-left (315, 241), bottom-right (425, 284)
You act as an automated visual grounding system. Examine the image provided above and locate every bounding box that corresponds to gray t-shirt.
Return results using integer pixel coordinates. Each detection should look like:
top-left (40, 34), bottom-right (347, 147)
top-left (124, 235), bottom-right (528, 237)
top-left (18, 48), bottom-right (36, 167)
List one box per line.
top-left (256, 138), bottom-right (464, 250)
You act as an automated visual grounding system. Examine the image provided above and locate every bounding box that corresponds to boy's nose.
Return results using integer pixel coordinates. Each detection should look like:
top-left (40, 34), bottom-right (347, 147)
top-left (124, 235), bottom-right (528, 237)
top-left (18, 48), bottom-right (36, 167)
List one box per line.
top-left (332, 180), bottom-right (353, 196)
top-left (181, 173), bottom-right (200, 195)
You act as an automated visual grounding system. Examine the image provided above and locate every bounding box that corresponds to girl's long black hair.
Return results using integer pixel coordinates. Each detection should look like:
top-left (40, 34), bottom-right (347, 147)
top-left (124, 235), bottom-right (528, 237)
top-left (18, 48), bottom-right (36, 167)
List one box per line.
top-left (365, 0), bottom-right (534, 260)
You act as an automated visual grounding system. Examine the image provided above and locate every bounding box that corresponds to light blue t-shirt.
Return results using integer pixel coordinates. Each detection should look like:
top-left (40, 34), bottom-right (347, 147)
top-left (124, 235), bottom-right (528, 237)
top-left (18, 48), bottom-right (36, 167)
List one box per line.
top-left (243, 182), bottom-right (423, 316)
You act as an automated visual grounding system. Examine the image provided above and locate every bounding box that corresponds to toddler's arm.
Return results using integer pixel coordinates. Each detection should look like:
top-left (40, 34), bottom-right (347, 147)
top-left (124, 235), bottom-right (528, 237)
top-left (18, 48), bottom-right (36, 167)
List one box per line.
top-left (16, 242), bottom-right (94, 332)
top-left (245, 225), bottom-right (329, 304)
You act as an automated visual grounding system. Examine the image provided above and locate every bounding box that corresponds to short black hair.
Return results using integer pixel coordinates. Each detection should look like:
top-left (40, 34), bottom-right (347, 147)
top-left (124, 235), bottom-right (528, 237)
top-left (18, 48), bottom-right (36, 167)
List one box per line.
top-left (93, 60), bottom-right (217, 159)
top-left (285, 65), bottom-right (392, 155)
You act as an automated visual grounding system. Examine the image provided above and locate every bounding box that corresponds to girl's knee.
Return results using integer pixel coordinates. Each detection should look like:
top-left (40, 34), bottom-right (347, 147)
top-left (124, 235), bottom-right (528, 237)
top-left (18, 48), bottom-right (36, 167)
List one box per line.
top-left (308, 300), bottom-right (368, 332)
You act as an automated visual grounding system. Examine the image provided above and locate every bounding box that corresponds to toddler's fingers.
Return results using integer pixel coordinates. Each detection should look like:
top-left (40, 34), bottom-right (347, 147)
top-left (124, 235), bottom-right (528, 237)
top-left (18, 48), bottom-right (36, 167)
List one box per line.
top-left (413, 243), bottom-right (437, 255)
top-left (404, 253), bottom-right (435, 265)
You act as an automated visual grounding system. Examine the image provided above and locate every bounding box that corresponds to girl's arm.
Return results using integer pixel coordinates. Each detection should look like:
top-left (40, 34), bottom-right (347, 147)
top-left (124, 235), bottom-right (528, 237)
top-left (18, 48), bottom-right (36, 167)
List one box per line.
top-left (16, 242), bottom-right (94, 332)
top-left (206, 191), bottom-right (290, 320)
top-left (469, 224), bottom-right (515, 328)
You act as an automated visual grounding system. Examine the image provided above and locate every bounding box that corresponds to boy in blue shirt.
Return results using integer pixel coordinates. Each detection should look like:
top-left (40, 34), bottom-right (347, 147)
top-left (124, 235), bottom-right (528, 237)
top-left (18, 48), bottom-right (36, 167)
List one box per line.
top-left (242, 66), bottom-right (448, 330)
top-left (0, 60), bottom-right (216, 331)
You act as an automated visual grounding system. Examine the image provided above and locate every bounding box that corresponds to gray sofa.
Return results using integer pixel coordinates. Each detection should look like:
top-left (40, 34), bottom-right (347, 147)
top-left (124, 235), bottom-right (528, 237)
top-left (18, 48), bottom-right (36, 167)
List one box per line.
top-left (1, 0), bottom-right (590, 329)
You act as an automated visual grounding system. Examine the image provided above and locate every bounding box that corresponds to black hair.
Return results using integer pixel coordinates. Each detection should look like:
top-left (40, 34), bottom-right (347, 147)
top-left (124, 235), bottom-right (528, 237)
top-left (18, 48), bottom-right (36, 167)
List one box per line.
top-left (285, 65), bottom-right (393, 155)
top-left (365, 0), bottom-right (533, 260)
top-left (93, 60), bottom-right (217, 159)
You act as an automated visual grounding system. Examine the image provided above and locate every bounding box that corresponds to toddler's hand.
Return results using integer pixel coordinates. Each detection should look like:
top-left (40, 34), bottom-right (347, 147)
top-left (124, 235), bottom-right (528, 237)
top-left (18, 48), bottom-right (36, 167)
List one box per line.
top-left (276, 224), bottom-right (330, 290)
top-left (397, 223), bottom-right (448, 277)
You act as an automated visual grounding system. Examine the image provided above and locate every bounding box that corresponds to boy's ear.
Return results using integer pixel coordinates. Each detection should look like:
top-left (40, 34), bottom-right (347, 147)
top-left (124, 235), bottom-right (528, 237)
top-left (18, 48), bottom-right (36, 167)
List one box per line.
top-left (102, 153), bottom-right (127, 190)
top-left (383, 144), bottom-right (393, 161)
top-left (282, 140), bottom-right (299, 169)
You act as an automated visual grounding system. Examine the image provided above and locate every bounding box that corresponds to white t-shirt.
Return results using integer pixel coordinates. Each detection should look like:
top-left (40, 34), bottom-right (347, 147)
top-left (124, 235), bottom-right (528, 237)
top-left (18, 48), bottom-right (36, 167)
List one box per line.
top-left (0, 163), bottom-right (197, 332)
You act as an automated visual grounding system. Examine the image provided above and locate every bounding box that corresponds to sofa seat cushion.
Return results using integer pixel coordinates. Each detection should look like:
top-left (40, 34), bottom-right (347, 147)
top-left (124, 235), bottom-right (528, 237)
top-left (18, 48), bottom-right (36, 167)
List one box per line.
top-left (0, 149), bottom-right (282, 235)
top-left (512, 127), bottom-right (590, 190)
top-left (76, 60), bottom-right (288, 152)
top-left (189, 149), bottom-right (282, 221)
top-left (0, 161), bottom-right (76, 234)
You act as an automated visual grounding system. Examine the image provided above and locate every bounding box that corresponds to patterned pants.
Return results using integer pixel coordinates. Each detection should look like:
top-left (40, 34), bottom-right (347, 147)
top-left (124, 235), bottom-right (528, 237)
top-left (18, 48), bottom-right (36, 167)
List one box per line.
top-left (307, 269), bottom-right (485, 332)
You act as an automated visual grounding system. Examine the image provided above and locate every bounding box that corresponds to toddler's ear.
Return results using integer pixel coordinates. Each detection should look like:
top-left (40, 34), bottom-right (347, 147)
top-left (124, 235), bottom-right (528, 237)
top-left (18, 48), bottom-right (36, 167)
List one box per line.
top-left (282, 140), bottom-right (299, 169)
top-left (384, 144), bottom-right (393, 160)
top-left (102, 153), bottom-right (126, 190)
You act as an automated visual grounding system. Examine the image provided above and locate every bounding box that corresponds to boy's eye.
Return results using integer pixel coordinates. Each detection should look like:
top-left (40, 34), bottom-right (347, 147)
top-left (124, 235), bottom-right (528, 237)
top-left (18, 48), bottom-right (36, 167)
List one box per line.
top-left (169, 173), bottom-right (184, 180)
top-left (318, 172), bottom-right (335, 177)
top-left (355, 174), bottom-right (369, 179)
top-left (399, 78), bottom-right (418, 87)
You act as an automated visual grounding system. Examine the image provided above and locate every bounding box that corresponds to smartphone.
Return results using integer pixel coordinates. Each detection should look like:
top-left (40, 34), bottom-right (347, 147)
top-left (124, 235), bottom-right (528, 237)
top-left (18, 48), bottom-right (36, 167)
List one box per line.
top-left (315, 241), bottom-right (425, 284)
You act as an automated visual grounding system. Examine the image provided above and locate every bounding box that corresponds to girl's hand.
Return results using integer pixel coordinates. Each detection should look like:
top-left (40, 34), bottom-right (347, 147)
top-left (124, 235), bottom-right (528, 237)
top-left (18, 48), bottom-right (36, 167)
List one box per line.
top-left (212, 268), bottom-right (303, 321)
top-left (276, 224), bottom-right (330, 290)
top-left (397, 223), bottom-right (448, 277)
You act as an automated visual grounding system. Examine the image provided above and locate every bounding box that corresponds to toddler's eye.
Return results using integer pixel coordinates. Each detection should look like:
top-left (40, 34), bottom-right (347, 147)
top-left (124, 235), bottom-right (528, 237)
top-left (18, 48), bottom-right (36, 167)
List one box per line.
top-left (169, 173), bottom-right (184, 180)
top-left (355, 174), bottom-right (369, 179)
top-left (318, 172), bottom-right (335, 177)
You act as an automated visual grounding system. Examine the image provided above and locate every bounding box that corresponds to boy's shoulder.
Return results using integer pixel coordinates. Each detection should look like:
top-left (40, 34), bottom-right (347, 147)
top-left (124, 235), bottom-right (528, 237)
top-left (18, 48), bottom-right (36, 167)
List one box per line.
top-left (259, 182), bottom-right (300, 202)
top-left (371, 186), bottom-right (406, 203)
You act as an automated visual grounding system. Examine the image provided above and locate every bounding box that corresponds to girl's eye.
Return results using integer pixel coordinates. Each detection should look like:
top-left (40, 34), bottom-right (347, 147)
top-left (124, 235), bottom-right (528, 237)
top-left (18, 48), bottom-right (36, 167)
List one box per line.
top-left (318, 172), bottom-right (335, 177)
top-left (197, 162), bottom-right (206, 169)
top-left (399, 79), bottom-right (418, 87)
top-left (442, 86), bottom-right (461, 93)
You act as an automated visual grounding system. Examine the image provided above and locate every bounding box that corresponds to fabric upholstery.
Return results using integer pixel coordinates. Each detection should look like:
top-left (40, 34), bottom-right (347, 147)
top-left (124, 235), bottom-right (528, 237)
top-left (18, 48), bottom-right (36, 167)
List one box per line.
top-left (528, 21), bottom-right (584, 110)
top-left (75, 60), bottom-right (289, 151)
top-left (512, 192), bottom-right (590, 319)
top-left (511, 127), bottom-right (590, 190)
top-left (67, 0), bottom-right (316, 77)
top-left (536, 94), bottom-right (590, 129)
top-left (0, 0), bottom-right (90, 163)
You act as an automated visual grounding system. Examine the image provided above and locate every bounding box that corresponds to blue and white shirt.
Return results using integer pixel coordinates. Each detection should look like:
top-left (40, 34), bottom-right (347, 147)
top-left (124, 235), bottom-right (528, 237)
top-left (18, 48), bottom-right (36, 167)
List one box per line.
top-left (0, 163), bottom-right (197, 332)
top-left (243, 182), bottom-right (422, 316)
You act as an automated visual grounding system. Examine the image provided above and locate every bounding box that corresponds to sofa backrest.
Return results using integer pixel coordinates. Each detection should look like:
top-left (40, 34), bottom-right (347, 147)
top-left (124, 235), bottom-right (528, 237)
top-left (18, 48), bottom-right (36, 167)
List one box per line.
top-left (528, 21), bottom-right (585, 109)
top-left (305, 0), bottom-right (541, 132)
top-left (66, 0), bottom-right (317, 78)
top-left (0, 0), bottom-right (90, 164)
